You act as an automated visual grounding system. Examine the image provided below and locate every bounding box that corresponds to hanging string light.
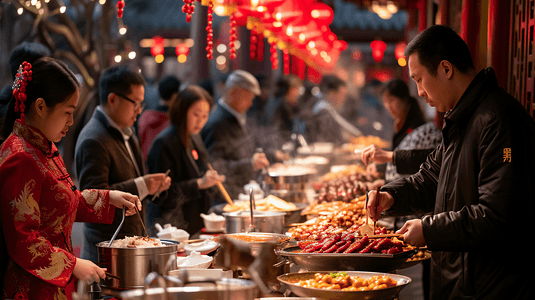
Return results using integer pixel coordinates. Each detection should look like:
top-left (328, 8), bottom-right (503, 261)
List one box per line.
top-left (206, 0), bottom-right (214, 59)
top-left (270, 40), bottom-right (278, 69)
top-left (250, 28), bottom-right (258, 60)
top-left (283, 48), bottom-right (290, 75)
top-left (116, 0), bottom-right (125, 18)
top-left (182, 0), bottom-right (195, 23)
top-left (229, 13), bottom-right (237, 59)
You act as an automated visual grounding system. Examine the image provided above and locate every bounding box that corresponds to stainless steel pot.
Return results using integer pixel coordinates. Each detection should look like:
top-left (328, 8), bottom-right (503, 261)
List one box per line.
top-left (265, 167), bottom-right (315, 204)
top-left (223, 211), bottom-right (285, 234)
top-left (96, 239), bottom-right (179, 289)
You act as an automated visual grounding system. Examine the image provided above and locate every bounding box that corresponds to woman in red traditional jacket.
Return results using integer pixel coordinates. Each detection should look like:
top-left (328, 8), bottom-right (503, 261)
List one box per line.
top-left (0, 57), bottom-right (141, 300)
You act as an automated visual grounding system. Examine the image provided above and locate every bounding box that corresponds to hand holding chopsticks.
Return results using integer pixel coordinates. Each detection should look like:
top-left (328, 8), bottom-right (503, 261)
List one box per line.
top-left (150, 169), bottom-right (171, 201)
top-left (206, 163), bottom-right (234, 205)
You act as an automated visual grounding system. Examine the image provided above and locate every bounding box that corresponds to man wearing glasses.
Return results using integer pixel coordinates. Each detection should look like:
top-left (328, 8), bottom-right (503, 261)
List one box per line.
top-left (75, 65), bottom-right (171, 263)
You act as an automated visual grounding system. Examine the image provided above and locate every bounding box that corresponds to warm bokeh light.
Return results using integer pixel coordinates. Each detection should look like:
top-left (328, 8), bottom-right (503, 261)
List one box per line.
top-left (155, 54), bottom-right (164, 63)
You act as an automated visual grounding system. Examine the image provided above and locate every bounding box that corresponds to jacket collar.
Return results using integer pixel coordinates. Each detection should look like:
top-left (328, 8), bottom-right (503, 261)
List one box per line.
top-left (442, 67), bottom-right (499, 146)
top-left (12, 119), bottom-right (53, 156)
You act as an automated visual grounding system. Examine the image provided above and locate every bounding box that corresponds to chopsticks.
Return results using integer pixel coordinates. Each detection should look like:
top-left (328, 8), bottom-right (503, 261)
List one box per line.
top-left (134, 204), bottom-right (149, 238)
top-left (151, 169), bottom-right (171, 201)
top-left (207, 163), bottom-right (234, 205)
top-left (105, 272), bottom-right (120, 280)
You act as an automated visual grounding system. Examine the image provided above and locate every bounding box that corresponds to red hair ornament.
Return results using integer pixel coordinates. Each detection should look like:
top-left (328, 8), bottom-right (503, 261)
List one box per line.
top-left (12, 61), bottom-right (33, 123)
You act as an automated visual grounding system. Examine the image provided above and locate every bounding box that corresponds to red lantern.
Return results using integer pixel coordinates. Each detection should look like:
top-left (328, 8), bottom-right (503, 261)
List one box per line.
top-left (270, 41), bottom-right (278, 69)
top-left (370, 40), bottom-right (387, 63)
top-left (283, 48), bottom-right (290, 75)
top-left (151, 36), bottom-right (165, 57)
top-left (175, 43), bottom-right (190, 56)
top-left (395, 41), bottom-right (407, 60)
top-left (182, 0), bottom-right (195, 23)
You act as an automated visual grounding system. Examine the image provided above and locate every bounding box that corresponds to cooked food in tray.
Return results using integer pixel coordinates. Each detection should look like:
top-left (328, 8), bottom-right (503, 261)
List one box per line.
top-left (296, 234), bottom-right (409, 254)
top-left (108, 236), bottom-right (163, 248)
top-left (297, 272), bottom-right (398, 291)
top-left (339, 136), bottom-right (390, 152)
top-left (268, 163), bottom-right (317, 176)
top-left (222, 195), bottom-right (297, 212)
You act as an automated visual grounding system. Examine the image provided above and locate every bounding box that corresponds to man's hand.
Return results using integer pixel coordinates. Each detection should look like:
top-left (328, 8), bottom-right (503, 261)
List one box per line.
top-left (362, 144), bottom-right (393, 166)
top-left (109, 190), bottom-right (140, 216)
top-left (143, 173), bottom-right (171, 195)
top-left (73, 258), bottom-right (106, 284)
top-left (367, 190), bottom-right (394, 222)
top-left (252, 152), bottom-right (270, 171)
top-left (197, 170), bottom-right (226, 189)
top-left (397, 219), bottom-right (426, 247)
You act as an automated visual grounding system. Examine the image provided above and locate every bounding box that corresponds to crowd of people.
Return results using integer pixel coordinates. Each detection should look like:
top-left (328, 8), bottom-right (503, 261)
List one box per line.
top-left (1, 24), bottom-right (534, 300)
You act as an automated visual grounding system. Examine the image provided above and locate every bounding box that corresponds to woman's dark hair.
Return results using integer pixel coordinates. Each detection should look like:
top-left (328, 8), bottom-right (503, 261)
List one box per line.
top-left (1, 57), bottom-right (80, 140)
top-left (168, 85), bottom-right (212, 149)
top-left (382, 79), bottom-right (424, 121)
top-left (405, 25), bottom-right (474, 76)
top-left (99, 65), bottom-right (146, 105)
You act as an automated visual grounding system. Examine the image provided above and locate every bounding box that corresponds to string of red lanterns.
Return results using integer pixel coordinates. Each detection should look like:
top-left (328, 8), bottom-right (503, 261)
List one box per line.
top-left (116, 0), bottom-right (125, 18)
top-left (206, 0), bottom-right (214, 59)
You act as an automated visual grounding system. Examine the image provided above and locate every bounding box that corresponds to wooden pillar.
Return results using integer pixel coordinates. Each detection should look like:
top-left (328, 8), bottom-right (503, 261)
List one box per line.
top-left (488, 0), bottom-right (511, 88)
top-left (186, 3), bottom-right (210, 85)
top-left (460, 0), bottom-right (479, 68)
top-left (437, 0), bottom-right (449, 25)
top-left (417, 0), bottom-right (428, 32)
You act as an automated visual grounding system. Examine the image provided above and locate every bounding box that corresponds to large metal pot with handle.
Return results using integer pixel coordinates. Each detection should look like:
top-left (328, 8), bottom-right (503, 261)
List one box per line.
top-left (223, 211), bottom-right (285, 234)
top-left (96, 239), bottom-right (179, 289)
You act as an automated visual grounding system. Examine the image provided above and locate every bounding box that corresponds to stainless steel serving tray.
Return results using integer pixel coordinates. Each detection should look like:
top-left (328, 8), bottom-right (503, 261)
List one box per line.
top-left (276, 245), bottom-right (417, 272)
top-left (102, 278), bottom-right (258, 300)
top-left (277, 271), bottom-right (411, 300)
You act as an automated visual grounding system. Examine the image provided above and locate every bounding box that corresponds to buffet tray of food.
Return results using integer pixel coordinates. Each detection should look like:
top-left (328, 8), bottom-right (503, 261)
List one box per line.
top-left (277, 271), bottom-right (410, 300)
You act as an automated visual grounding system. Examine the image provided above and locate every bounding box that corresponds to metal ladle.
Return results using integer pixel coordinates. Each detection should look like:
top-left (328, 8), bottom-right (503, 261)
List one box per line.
top-left (108, 206), bottom-right (126, 247)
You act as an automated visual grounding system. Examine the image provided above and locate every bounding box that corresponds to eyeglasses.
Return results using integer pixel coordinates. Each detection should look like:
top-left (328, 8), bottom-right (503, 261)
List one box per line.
top-left (115, 92), bottom-right (146, 110)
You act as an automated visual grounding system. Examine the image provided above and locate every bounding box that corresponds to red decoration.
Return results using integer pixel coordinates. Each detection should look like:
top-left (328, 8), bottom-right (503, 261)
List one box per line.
top-left (250, 29), bottom-right (258, 60)
top-left (395, 41), bottom-right (407, 60)
top-left (117, 0), bottom-right (125, 18)
top-left (175, 43), bottom-right (190, 56)
top-left (370, 40), bottom-right (387, 63)
top-left (11, 61), bottom-right (33, 123)
top-left (206, 0), bottom-right (214, 59)
top-left (182, 0), bottom-right (195, 23)
top-left (229, 13), bottom-right (237, 59)
top-left (256, 33), bottom-right (264, 61)
top-left (270, 41), bottom-right (278, 69)
top-left (283, 48), bottom-right (290, 75)
top-left (192, 149), bottom-right (199, 160)
top-left (151, 36), bottom-right (165, 57)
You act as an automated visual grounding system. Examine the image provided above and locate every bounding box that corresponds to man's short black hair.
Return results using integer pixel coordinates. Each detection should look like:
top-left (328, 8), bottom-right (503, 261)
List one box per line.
top-left (99, 65), bottom-right (146, 105)
top-left (9, 42), bottom-right (51, 79)
top-left (405, 25), bottom-right (474, 76)
top-left (319, 74), bottom-right (346, 94)
top-left (158, 75), bottom-right (180, 101)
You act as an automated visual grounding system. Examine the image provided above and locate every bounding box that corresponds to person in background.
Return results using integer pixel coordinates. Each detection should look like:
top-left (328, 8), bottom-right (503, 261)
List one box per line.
top-left (146, 85), bottom-right (225, 235)
top-left (247, 74), bottom-right (269, 127)
top-left (201, 70), bottom-right (270, 200)
top-left (262, 74), bottom-right (303, 149)
top-left (199, 78), bottom-right (215, 98)
top-left (138, 75), bottom-right (180, 163)
top-left (0, 42), bottom-right (51, 134)
top-left (0, 57), bottom-right (140, 299)
top-left (367, 25), bottom-right (535, 299)
top-left (309, 75), bottom-right (362, 145)
top-left (75, 65), bottom-right (171, 263)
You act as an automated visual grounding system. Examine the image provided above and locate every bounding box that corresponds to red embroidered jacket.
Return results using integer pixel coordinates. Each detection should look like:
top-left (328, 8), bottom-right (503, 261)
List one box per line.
top-left (0, 120), bottom-right (115, 300)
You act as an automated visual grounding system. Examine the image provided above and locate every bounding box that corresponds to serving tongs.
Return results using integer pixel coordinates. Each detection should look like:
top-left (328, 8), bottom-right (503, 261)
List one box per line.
top-left (108, 206), bottom-right (126, 247)
top-left (248, 187), bottom-right (256, 232)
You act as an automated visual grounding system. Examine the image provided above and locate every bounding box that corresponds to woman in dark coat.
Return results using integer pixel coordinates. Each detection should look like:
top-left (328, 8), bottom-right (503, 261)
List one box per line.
top-left (382, 79), bottom-right (426, 150)
top-left (146, 85), bottom-right (225, 235)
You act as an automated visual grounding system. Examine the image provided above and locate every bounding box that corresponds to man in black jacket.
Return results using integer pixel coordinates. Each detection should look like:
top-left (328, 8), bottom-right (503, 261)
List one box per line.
top-left (367, 25), bottom-right (535, 299)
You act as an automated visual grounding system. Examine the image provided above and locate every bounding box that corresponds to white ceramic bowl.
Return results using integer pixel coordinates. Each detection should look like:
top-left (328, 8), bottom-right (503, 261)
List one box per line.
top-left (200, 213), bottom-right (225, 233)
top-left (176, 251), bottom-right (213, 269)
top-left (184, 239), bottom-right (219, 256)
top-left (155, 223), bottom-right (190, 249)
